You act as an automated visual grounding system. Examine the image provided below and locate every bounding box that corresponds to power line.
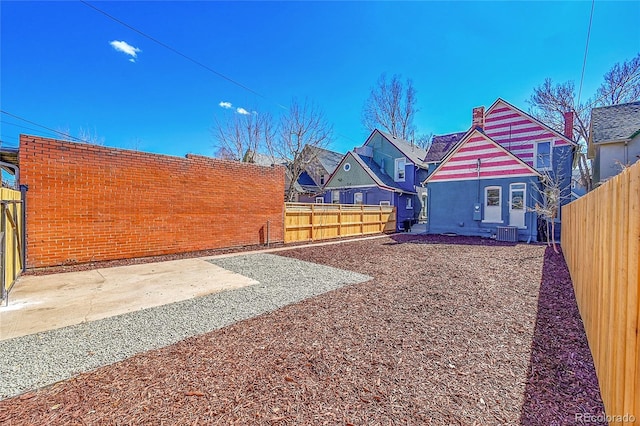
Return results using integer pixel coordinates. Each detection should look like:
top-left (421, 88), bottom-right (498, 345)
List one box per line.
top-left (577, 0), bottom-right (595, 107)
top-left (80, 0), bottom-right (280, 107)
top-left (79, 1), bottom-right (359, 146)
top-left (0, 110), bottom-right (83, 142)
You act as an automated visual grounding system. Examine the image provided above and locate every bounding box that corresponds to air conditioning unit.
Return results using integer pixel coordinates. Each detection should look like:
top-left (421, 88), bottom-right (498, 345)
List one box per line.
top-left (496, 226), bottom-right (518, 242)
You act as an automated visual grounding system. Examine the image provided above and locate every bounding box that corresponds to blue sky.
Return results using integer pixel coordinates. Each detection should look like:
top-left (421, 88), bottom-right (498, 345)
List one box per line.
top-left (1, 1), bottom-right (639, 157)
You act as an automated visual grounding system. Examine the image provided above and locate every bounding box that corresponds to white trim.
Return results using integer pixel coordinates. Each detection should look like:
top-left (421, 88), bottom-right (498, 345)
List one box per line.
top-left (508, 182), bottom-right (526, 228)
top-left (354, 192), bottom-right (363, 205)
top-left (406, 196), bottom-right (413, 209)
top-left (427, 172), bottom-right (539, 183)
top-left (315, 197), bottom-right (324, 204)
top-left (331, 190), bottom-right (340, 204)
top-left (484, 186), bottom-right (502, 223)
top-left (534, 141), bottom-right (552, 170)
top-left (343, 162), bottom-right (351, 172)
top-left (394, 157), bottom-right (406, 182)
top-left (379, 200), bottom-right (391, 206)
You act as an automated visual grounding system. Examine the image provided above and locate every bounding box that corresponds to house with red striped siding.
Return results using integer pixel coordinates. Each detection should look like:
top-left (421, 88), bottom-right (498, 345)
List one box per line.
top-left (423, 98), bottom-right (576, 241)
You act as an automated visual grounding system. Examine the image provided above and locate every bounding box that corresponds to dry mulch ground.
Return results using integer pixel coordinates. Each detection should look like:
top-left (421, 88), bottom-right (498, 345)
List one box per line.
top-left (0, 235), bottom-right (605, 425)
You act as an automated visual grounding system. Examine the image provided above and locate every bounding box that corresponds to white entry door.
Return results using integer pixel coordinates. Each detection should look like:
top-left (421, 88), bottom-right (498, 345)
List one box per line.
top-left (484, 186), bottom-right (502, 223)
top-left (509, 183), bottom-right (526, 228)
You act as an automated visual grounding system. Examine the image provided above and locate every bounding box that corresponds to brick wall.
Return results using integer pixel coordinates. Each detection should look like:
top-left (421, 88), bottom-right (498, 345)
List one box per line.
top-left (19, 135), bottom-right (285, 268)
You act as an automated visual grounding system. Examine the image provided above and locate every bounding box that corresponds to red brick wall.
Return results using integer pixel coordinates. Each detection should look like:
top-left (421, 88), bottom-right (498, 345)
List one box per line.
top-left (19, 135), bottom-right (285, 268)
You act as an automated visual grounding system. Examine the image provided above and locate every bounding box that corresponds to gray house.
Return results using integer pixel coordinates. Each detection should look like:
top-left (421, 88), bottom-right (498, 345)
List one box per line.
top-left (588, 101), bottom-right (640, 184)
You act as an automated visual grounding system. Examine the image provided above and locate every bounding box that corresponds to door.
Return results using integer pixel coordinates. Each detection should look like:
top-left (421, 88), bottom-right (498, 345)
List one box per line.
top-left (509, 183), bottom-right (526, 228)
top-left (484, 186), bottom-right (502, 223)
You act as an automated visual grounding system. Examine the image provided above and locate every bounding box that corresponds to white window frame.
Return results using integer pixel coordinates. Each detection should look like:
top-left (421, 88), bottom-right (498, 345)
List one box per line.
top-left (406, 196), bottom-right (413, 209)
top-left (394, 157), bottom-right (406, 182)
top-left (482, 186), bottom-right (503, 223)
top-left (508, 183), bottom-right (526, 228)
top-left (535, 141), bottom-right (552, 170)
top-left (379, 200), bottom-right (391, 206)
top-left (354, 192), bottom-right (363, 205)
top-left (343, 162), bottom-right (351, 172)
top-left (331, 190), bottom-right (340, 204)
top-left (315, 197), bottom-right (324, 204)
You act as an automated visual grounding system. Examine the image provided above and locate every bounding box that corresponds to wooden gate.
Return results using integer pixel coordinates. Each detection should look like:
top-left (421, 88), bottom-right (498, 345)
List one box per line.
top-left (1, 187), bottom-right (24, 304)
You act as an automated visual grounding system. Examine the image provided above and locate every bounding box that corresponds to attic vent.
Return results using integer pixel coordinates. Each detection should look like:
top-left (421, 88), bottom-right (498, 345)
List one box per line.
top-left (496, 226), bottom-right (518, 242)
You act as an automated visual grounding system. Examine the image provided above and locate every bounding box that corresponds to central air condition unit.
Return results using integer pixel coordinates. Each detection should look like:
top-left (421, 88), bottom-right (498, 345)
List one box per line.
top-left (496, 226), bottom-right (518, 242)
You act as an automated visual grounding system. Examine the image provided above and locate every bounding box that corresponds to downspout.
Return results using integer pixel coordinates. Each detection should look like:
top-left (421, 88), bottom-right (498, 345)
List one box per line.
top-left (527, 185), bottom-right (534, 244)
top-left (19, 185), bottom-right (27, 272)
top-left (476, 159), bottom-right (481, 203)
top-left (625, 140), bottom-right (629, 165)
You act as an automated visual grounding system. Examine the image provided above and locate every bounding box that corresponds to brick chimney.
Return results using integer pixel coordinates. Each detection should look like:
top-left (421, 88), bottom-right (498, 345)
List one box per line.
top-left (472, 106), bottom-right (485, 130)
top-left (563, 111), bottom-right (574, 140)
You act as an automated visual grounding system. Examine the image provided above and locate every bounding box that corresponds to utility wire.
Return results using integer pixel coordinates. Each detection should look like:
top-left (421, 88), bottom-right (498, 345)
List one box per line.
top-left (0, 110), bottom-right (83, 142)
top-left (80, 0), bottom-right (280, 107)
top-left (577, 0), bottom-right (595, 107)
top-left (79, 1), bottom-right (359, 145)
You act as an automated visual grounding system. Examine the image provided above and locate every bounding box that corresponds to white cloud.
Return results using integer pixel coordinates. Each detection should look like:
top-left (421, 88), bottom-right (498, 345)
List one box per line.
top-left (236, 107), bottom-right (250, 115)
top-left (109, 40), bottom-right (141, 61)
top-left (219, 101), bottom-right (232, 109)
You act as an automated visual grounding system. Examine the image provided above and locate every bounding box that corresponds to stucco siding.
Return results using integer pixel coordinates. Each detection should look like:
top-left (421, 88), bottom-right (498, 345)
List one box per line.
top-left (427, 178), bottom-right (540, 241)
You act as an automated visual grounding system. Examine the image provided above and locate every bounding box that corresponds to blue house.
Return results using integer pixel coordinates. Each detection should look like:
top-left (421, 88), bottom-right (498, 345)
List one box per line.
top-left (422, 99), bottom-right (576, 241)
top-left (323, 129), bottom-right (428, 230)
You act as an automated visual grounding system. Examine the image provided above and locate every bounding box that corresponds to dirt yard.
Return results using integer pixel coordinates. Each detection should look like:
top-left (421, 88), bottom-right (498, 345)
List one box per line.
top-left (0, 235), bottom-right (605, 425)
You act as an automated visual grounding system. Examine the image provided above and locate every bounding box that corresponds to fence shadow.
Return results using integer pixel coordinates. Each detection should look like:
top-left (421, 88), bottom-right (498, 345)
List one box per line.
top-left (519, 246), bottom-right (606, 425)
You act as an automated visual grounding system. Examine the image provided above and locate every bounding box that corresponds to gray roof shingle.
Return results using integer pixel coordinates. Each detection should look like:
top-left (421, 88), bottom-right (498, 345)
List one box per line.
top-left (376, 130), bottom-right (428, 167)
top-left (591, 101), bottom-right (640, 143)
top-left (424, 132), bottom-right (466, 162)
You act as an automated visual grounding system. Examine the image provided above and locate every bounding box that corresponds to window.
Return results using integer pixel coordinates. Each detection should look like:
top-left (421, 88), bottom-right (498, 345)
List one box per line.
top-left (394, 158), bottom-right (406, 182)
top-left (535, 141), bottom-right (552, 170)
top-left (320, 174), bottom-right (325, 185)
top-left (406, 196), bottom-right (413, 209)
top-left (343, 162), bottom-right (351, 172)
top-left (509, 183), bottom-right (526, 228)
top-left (315, 197), bottom-right (324, 204)
top-left (379, 201), bottom-right (391, 206)
top-left (354, 192), bottom-right (363, 205)
top-left (483, 186), bottom-right (503, 223)
top-left (332, 190), bottom-right (340, 204)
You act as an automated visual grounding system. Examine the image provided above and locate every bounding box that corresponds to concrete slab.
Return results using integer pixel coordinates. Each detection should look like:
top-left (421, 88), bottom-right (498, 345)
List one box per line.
top-left (0, 258), bottom-right (257, 341)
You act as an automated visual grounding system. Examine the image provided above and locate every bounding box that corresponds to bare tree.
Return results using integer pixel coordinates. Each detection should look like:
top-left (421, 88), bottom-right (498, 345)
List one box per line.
top-left (212, 110), bottom-right (274, 162)
top-left (77, 126), bottom-right (105, 145)
top-left (55, 125), bottom-right (105, 145)
top-left (362, 73), bottom-right (418, 140)
top-left (268, 98), bottom-right (333, 202)
top-left (414, 132), bottom-right (433, 150)
top-left (596, 53), bottom-right (640, 105)
top-left (528, 53), bottom-right (640, 192)
top-left (529, 149), bottom-right (573, 253)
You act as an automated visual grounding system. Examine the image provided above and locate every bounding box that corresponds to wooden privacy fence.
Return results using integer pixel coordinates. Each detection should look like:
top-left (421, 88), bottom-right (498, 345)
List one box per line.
top-left (284, 203), bottom-right (396, 243)
top-left (0, 187), bottom-right (24, 304)
top-left (562, 162), bottom-right (639, 423)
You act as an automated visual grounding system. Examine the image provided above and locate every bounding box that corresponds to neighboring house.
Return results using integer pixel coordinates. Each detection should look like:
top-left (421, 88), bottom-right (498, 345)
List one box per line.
top-left (245, 146), bottom-right (343, 202)
top-left (422, 98), bottom-right (576, 241)
top-left (323, 129), bottom-right (428, 230)
top-left (588, 101), bottom-right (640, 184)
top-left (295, 145), bottom-right (344, 203)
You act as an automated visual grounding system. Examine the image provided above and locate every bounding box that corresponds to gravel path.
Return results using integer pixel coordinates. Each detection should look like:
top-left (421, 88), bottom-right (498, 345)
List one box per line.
top-left (0, 253), bottom-right (371, 399)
